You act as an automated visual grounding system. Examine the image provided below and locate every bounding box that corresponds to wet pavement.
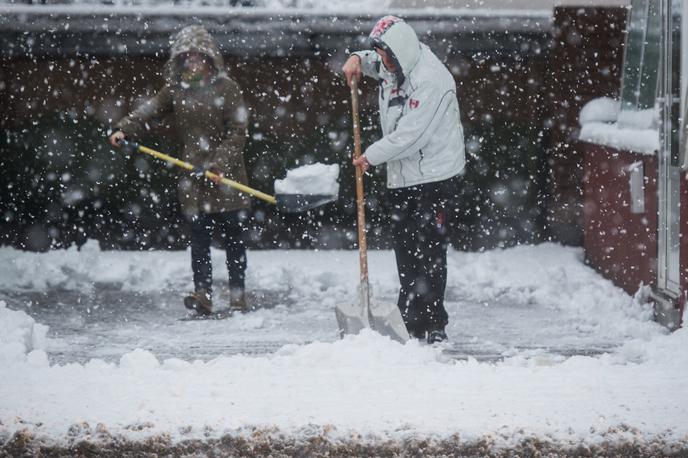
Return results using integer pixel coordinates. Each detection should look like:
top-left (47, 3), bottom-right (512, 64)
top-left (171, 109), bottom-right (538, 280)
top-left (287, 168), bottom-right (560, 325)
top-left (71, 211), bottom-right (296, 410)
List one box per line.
top-left (2, 284), bottom-right (617, 365)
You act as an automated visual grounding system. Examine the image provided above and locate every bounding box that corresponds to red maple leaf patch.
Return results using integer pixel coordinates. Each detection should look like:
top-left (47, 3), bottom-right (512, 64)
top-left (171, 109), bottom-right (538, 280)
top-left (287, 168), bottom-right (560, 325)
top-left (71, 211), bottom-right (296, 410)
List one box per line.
top-left (409, 99), bottom-right (420, 109)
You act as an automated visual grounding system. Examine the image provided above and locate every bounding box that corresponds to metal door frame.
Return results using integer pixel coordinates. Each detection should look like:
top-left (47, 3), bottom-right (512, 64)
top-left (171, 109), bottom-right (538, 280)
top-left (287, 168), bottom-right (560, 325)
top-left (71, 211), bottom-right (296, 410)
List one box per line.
top-left (656, 0), bottom-right (682, 299)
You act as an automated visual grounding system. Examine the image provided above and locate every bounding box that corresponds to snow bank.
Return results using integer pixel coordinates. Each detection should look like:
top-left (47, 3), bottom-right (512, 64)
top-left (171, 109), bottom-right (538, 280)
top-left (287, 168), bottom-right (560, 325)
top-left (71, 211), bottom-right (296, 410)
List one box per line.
top-left (0, 240), bottom-right (187, 292)
top-left (579, 123), bottom-right (659, 155)
top-left (609, 324), bottom-right (688, 366)
top-left (578, 98), bottom-right (659, 155)
top-left (0, 301), bottom-right (48, 367)
top-left (444, 244), bottom-right (660, 341)
top-left (273, 163), bottom-right (340, 196)
top-left (0, 243), bottom-right (685, 450)
top-left (0, 326), bottom-right (686, 448)
top-left (618, 107), bottom-right (658, 130)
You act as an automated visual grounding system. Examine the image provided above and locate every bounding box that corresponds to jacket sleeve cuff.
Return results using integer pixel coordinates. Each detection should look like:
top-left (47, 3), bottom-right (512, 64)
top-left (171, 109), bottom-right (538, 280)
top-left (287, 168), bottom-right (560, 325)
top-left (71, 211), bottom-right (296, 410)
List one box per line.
top-left (113, 119), bottom-right (140, 139)
top-left (364, 144), bottom-right (385, 166)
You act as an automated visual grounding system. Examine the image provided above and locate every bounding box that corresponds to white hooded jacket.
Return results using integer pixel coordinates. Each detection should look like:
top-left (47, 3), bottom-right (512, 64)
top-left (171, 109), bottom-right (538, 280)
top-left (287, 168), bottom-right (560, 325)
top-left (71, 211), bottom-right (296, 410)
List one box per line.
top-left (354, 19), bottom-right (466, 189)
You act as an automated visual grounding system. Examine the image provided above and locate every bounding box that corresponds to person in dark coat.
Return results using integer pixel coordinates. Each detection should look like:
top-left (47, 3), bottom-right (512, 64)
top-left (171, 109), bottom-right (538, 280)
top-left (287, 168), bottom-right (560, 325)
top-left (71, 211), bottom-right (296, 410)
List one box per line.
top-left (110, 25), bottom-right (251, 315)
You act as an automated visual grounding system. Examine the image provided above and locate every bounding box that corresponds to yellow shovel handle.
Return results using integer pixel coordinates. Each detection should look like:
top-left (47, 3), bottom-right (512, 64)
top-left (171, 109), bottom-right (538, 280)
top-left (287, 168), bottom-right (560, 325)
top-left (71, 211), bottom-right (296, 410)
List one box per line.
top-left (134, 143), bottom-right (277, 205)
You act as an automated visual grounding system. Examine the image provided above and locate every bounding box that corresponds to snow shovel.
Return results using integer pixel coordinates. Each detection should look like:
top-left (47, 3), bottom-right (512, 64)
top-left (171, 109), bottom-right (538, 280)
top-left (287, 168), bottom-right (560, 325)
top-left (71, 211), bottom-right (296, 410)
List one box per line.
top-left (334, 77), bottom-right (409, 344)
top-left (118, 139), bottom-right (336, 213)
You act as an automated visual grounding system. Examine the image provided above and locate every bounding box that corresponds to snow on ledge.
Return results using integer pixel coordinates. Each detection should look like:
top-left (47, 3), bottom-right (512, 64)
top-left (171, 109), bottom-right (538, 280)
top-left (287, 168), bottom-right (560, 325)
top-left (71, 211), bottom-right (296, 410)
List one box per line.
top-left (0, 4), bottom-right (553, 18)
top-left (578, 98), bottom-right (659, 155)
top-left (579, 97), bottom-right (619, 124)
top-left (579, 123), bottom-right (659, 156)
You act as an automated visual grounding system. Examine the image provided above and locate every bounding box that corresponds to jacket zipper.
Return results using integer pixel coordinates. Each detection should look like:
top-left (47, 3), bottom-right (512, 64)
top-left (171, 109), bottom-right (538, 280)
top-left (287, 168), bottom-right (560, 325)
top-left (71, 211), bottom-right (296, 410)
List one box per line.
top-left (418, 148), bottom-right (424, 175)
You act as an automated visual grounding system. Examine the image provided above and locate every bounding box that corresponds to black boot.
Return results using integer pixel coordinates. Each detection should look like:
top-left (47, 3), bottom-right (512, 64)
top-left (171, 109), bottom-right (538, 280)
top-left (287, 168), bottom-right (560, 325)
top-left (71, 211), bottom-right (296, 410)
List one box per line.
top-left (406, 326), bottom-right (426, 341)
top-left (427, 328), bottom-right (448, 344)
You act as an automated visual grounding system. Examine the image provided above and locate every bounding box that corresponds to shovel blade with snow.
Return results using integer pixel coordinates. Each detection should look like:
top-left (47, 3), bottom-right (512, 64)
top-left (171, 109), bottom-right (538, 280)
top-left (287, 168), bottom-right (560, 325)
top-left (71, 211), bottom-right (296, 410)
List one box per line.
top-left (336, 283), bottom-right (409, 344)
top-left (335, 303), bottom-right (370, 338)
top-left (275, 193), bottom-right (338, 213)
top-left (368, 299), bottom-right (410, 344)
top-left (336, 283), bottom-right (371, 338)
top-left (274, 163), bottom-right (340, 213)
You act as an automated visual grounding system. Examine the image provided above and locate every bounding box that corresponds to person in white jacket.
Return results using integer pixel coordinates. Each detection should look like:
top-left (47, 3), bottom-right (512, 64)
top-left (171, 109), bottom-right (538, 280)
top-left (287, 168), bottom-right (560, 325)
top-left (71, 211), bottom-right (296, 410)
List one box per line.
top-left (342, 15), bottom-right (466, 344)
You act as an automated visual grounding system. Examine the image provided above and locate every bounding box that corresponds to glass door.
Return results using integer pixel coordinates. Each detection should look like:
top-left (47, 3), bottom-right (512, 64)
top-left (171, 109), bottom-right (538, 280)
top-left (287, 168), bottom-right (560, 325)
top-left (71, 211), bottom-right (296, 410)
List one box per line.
top-left (622, 0), bottom-right (682, 299)
top-left (657, 0), bottom-right (682, 298)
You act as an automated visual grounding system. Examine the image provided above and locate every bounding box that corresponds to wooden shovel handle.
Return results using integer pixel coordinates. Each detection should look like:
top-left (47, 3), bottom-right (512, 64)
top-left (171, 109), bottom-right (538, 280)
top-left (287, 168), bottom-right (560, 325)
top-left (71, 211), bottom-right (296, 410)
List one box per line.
top-left (350, 77), bottom-right (369, 285)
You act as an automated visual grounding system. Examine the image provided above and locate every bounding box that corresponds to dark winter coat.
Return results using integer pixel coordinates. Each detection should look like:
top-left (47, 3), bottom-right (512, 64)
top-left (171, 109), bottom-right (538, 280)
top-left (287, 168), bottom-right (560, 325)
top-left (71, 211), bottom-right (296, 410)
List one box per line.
top-left (115, 25), bottom-right (250, 217)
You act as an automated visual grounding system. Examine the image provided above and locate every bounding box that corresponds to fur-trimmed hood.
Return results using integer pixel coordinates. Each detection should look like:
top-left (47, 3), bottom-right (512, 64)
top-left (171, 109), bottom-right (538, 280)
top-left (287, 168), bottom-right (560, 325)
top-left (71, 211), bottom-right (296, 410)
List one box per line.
top-left (163, 25), bottom-right (227, 86)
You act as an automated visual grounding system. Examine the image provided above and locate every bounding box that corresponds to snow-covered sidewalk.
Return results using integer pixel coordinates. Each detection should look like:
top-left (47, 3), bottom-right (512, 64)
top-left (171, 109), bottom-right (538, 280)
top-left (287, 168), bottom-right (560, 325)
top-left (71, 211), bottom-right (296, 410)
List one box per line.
top-left (1, 243), bottom-right (686, 455)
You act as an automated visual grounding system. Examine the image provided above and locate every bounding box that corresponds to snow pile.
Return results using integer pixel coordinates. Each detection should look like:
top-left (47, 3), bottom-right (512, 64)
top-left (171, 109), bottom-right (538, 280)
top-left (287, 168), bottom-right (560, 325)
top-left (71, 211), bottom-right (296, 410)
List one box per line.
top-left (579, 96), bottom-right (619, 124)
top-left (609, 325), bottom-right (688, 365)
top-left (274, 163), bottom-right (340, 196)
top-left (618, 106), bottom-right (658, 130)
top-left (578, 98), bottom-right (659, 155)
top-left (579, 121), bottom-right (659, 155)
top-left (0, 301), bottom-right (48, 367)
top-left (450, 245), bottom-right (658, 343)
top-left (0, 243), bottom-right (685, 449)
top-left (0, 240), bottom-right (188, 292)
top-left (0, 327), bottom-right (687, 448)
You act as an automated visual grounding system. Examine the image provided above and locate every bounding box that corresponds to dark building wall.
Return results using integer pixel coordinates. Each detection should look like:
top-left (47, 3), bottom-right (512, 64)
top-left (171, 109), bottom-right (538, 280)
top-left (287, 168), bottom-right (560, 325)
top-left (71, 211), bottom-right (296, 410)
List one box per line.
top-left (545, 7), bottom-right (627, 245)
top-left (581, 132), bottom-right (687, 329)
top-left (582, 144), bottom-right (658, 295)
top-left (0, 14), bottom-right (551, 251)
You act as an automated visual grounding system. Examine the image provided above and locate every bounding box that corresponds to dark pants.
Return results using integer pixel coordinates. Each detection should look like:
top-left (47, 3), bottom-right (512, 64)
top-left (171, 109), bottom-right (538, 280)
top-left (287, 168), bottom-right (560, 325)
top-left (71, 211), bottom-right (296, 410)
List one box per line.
top-left (388, 176), bottom-right (457, 337)
top-left (190, 210), bottom-right (247, 294)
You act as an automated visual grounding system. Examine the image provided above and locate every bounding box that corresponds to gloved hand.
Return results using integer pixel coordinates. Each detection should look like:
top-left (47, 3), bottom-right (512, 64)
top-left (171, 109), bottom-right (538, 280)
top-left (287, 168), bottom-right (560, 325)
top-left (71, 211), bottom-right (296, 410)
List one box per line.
top-left (190, 163), bottom-right (224, 184)
top-left (191, 165), bottom-right (206, 177)
top-left (109, 130), bottom-right (126, 148)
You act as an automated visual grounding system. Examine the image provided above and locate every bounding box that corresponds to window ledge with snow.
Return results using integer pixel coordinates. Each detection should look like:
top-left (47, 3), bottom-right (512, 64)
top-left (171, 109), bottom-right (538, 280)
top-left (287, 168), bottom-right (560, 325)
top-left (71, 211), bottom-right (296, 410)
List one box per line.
top-left (577, 97), bottom-right (659, 156)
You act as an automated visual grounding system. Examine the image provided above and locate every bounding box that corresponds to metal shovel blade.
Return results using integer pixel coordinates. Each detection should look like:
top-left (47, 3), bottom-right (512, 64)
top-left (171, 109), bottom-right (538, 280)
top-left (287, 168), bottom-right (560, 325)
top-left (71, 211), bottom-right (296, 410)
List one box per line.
top-left (275, 193), bottom-right (337, 213)
top-left (369, 300), bottom-right (410, 344)
top-left (336, 283), bottom-right (409, 344)
top-left (334, 301), bottom-right (370, 338)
